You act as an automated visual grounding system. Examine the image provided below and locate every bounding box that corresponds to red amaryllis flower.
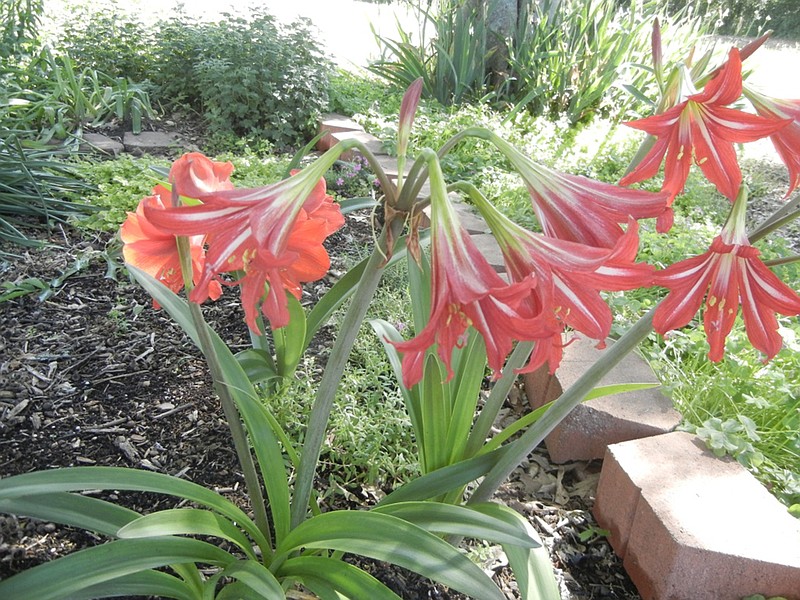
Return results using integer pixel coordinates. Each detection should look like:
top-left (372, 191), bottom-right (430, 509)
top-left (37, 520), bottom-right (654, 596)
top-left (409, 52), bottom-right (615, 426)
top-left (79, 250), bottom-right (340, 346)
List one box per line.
top-left (120, 185), bottom-right (222, 307)
top-left (472, 192), bottom-right (655, 372)
top-left (743, 87), bottom-right (800, 197)
top-left (653, 188), bottom-right (800, 361)
top-left (169, 152), bottom-right (235, 198)
top-left (620, 48), bottom-right (790, 203)
top-left (489, 134), bottom-right (670, 243)
top-left (145, 169), bottom-right (344, 332)
top-left (391, 170), bottom-right (554, 388)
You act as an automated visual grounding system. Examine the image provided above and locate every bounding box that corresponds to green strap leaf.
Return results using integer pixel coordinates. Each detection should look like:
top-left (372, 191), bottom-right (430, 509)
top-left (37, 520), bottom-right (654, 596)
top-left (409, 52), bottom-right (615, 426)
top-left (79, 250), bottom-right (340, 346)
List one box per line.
top-left (338, 197), bottom-right (379, 214)
top-left (273, 293), bottom-right (307, 378)
top-left (379, 445), bottom-right (511, 505)
top-left (0, 492), bottom-right (140, 536)
top-left (0, 467), bottom-right (268, 551)
top-left (374, 501), bottom-right (540, 548)
top-left (220, 560), bottom-right (285, 599)
top-left (127, 265), bottom-right (291, 547)
top-left (277, 511), bottom-right (504, 600)
top-left (0, 537), bottom-right (235, 600)
top-left (59, 570), bottom-right (198, 600)
top-left (235, 348), bottom-right (281, 385)
top-left (472, 503), bottom-right (560, 600)
top-left (118, 508), bottom-right (258, 560)
top-left (279, 556), bottom-right (403, 600)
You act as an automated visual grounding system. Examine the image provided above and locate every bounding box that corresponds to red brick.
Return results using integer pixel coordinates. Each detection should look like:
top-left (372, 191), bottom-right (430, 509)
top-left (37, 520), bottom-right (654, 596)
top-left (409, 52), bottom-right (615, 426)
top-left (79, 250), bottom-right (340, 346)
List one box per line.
top-left (594, 432), bottom-right (800, 600)
top-left (524, 335), bottom-right (680, 463)
top-left (317, 113), bottom-right (364, 151)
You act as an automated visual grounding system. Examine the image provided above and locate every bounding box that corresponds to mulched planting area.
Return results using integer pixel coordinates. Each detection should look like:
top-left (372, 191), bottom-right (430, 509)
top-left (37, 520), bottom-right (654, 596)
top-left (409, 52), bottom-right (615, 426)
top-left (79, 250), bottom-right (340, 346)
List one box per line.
top-left (0, 212), bottom-right (640, 599)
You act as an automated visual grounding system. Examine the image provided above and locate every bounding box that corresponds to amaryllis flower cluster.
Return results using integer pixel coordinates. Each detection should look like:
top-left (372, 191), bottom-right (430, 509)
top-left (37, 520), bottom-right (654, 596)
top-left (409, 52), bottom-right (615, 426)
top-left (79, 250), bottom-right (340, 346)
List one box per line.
top-left (619, 35), bottom-right (800, 362)
top-left (121, 153), bottom-right (344, 333)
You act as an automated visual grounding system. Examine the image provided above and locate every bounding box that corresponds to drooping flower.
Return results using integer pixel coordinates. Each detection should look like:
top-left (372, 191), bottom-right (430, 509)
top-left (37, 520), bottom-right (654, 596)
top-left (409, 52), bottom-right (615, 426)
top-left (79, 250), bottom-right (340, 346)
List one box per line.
top-left (620, 48), bottom-right (790, 203)
top-left (743, 87), bottom-right (800, 197)
top-left (471, 191), bottom-right (655, 372)
top-left (145, 166), bottom-right (344, 332)
top-left (653, 187), bottom-right (800, 361)
top-left (489, 133), bottom-right (671, 243)
top-left (120, 185), bottom-right (222, 307)
top-left (169, 152), bottom-right (235, 199)
top-left (391, 161), bottom-right (555, 388)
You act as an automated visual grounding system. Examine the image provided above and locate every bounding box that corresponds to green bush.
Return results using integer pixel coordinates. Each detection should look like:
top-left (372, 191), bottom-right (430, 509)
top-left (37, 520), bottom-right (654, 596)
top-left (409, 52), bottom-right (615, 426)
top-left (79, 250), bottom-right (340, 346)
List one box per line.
top-left (52, 1), bottom-right (156, 85)
top-left (0, 0), bottom-right (43, 60)
top-left (48, 3), bottom-right (333, 148)
top-left (180, 11), bottom-right (332, 148)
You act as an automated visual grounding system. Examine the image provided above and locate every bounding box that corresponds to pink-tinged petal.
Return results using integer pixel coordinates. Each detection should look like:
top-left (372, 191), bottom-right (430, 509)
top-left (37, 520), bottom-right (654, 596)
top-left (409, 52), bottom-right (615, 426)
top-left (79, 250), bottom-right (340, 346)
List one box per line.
top-left (472, 190), bottom-right (655, 362)
top-left (691, 48), bottom-right (743, 106)
top-left (745, 88), bottom-right (800, 196)
top-left (623, 48), bottom-right (788, 202)
top-left (654, 191), bottom-right (800, 360)
top-left (121, 188), bottom-right (221, 308)
top-left (490, 133), bottom-right (669, 246)
top-left (145, 167), bottom-right (344, 332)
top-left (397, 78), bottom-right (423, 157)
top-left (392, 176), bottom-right (556, 388)
top-left (703, 252), bottom-right (740, 361)
top-left (169, 153), bottom-right (234, 198)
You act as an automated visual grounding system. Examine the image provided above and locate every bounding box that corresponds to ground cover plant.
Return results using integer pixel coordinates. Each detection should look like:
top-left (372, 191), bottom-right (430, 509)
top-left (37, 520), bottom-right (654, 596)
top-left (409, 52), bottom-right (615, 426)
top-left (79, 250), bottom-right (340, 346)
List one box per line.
top-left (2, 14), bottom-right (800, 597)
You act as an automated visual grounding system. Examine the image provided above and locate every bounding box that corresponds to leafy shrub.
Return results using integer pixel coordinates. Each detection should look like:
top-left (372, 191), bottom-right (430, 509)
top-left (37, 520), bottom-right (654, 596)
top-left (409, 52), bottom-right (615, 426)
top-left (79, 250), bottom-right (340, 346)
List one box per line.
top-left (52, 0), bottom-right (156, 85)
top-left (153, 10), bottom-right (332, 149)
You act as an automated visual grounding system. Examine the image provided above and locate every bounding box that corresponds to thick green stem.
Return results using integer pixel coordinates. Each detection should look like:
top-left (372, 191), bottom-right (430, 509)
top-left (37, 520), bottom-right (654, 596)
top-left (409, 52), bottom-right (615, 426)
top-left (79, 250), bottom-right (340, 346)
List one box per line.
top-left (186, 303), bottom-right (272, 548)
top-left (469, 306), bottom-right (658, 505)
top-left (290, 219), bottom-right (403, 528)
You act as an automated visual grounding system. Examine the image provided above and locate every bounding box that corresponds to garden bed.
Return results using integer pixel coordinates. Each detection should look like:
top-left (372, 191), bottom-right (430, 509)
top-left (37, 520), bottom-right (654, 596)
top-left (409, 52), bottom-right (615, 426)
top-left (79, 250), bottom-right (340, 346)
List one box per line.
top-left (0, 215), bottom-right (640, 599)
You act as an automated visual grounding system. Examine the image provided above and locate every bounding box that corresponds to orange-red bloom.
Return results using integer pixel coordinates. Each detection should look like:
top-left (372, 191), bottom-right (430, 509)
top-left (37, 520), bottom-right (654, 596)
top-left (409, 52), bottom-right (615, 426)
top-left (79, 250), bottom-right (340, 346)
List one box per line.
top-left (621, 49), bottom-right (789, 204)
top-left (744, 87), bottom-right (800, 197)
top-left (170, 152), bottom-right (235, 198)
top-left (653, 189), bottom-right (800, 361)
top-left (120, 185), bottom-right (222, 307)
top-left (473, 193), bottom-right (655, 373)
top-left (145, 168), bottom-right (344, 332)
top-left (391, 185), bottom-right (554, 388)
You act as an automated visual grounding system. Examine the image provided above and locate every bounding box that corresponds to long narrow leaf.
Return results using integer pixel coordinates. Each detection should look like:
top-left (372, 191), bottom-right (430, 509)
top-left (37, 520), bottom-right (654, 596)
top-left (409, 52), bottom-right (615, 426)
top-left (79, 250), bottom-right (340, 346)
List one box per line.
top-left (473, 504), bottom-right (560, 600)
top-left (374, 501), bottom-right (540, 548)
top-left (279, 556), bottom-right (403, 600)
top-left (220, 560), bottom-right (285, 599)
top-left (127, 265), bottom-right (291, 545)
top-left (0, 492), bottom-right (140, 536)
top-left (0, 537), bottom-right (235, 600)
top-left (118, 508), bottom-right (258, 560)
top-left (61, 570), bottom-right (198, 600)
top-left (277, 511), bottom-right (505, 600)
top-left (0, 467), bottom-right (268, 551)
top-left (378, 445), bottom-right (511, 505)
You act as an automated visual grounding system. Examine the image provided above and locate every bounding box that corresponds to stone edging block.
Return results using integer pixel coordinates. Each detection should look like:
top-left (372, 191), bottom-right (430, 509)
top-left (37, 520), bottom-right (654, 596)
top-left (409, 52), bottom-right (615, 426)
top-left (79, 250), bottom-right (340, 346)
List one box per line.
top-left (594, 432), bottom-right (800, 599)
